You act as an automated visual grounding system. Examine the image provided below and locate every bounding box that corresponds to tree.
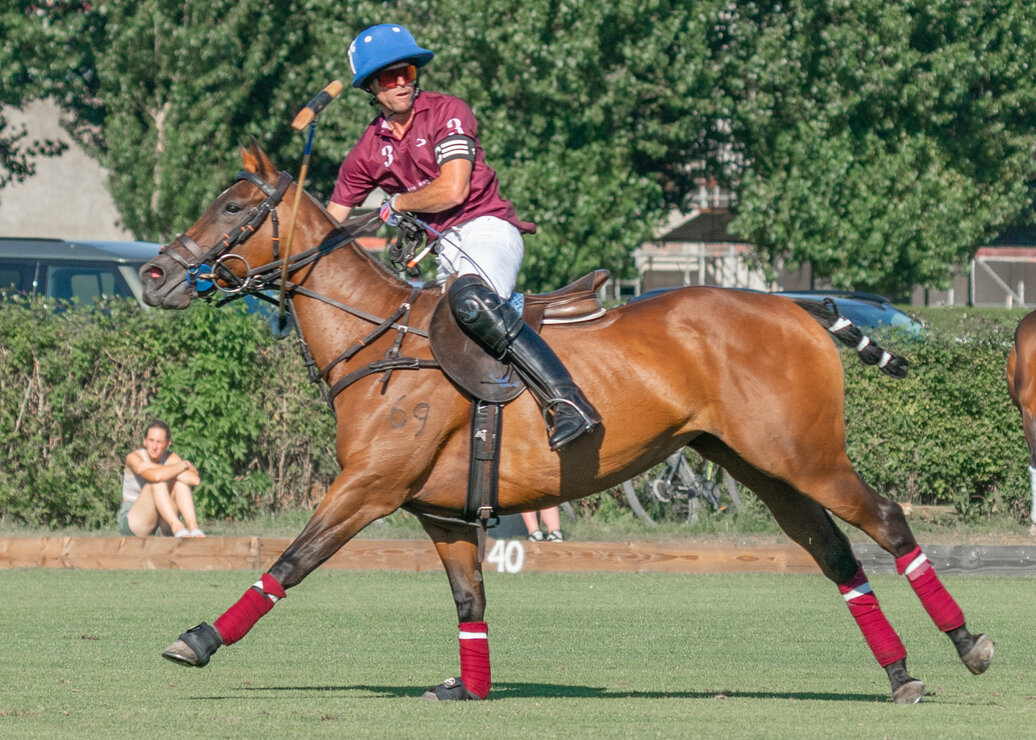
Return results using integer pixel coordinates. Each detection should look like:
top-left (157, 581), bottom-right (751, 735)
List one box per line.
top-left (2, 1), bottom-right (358, 241)
top-left (405, 0), bottom-right (726, 290)
top-left (0, 5), bottom-right (74, 196)
top-left (8, 1), bottom-right (1036, 295)
top-left (714, 1), bottom-right (1036, 298)
top-left (6, 0), bottom-right (727, 290)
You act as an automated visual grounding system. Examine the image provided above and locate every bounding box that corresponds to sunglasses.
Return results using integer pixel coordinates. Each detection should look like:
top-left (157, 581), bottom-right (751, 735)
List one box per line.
top-left (376, 64), bottom-right (417, 89)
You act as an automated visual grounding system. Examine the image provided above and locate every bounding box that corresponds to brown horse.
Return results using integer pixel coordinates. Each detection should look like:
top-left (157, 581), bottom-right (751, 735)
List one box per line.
top-left (142, 141), bottom-right (992, 703)
top-left (1006, 309), bottom-right (1036, 536)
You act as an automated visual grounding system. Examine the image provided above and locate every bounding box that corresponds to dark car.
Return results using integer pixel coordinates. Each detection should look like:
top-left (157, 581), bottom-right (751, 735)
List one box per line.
top-left (628, 286), bottom-right (923, 336)
top-left (0, 237), bottom-right (162, 307)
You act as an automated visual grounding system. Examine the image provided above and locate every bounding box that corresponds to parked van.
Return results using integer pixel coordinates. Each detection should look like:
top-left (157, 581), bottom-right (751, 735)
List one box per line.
top-left (0, 237), bottom-right (161, 308)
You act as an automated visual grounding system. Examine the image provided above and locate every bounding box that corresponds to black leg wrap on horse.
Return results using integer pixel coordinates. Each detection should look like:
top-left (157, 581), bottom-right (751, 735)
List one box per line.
top-left (420, 676), bottom-right (482, 701)
top-left (164, 622), bottom-right (223, 668)
top-left (448, 276), bottom-right (601, 450)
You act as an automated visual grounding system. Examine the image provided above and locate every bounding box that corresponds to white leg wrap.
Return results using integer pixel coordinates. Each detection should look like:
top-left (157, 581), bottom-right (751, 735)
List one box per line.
top-left (253, 579), bottom-right (280, 604)
top-left (1029, 466), bottom-right (1036, 523)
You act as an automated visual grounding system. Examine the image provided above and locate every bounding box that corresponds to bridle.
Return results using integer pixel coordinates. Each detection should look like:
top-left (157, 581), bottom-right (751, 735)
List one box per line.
top-left (158, 168), bottom-right (434, 407)
top-left (162, 169), bottom-right (294, 296)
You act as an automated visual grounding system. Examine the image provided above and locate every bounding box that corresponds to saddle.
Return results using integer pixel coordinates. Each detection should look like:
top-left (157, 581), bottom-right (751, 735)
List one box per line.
top-left (428, 268), bottom-right (610, 403)
top-left (426, 269), bottom-right (609, 556)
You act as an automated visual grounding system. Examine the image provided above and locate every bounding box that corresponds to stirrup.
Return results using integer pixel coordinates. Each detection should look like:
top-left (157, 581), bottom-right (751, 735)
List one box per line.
top-left (543, 398), bottom-right (599, 451)
top-left (541, 397), bottom-right (597, 432)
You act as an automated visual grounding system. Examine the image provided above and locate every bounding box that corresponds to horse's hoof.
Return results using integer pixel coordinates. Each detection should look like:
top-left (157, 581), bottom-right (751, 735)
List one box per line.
top-left (961, 633), bottom-right (994, 675)
top-left (892, 679), bottom-right (925, 704)
top-left (419, 677), bottom-right (482, 701)
top-left (161, 622), bottom-right (222, 667)
top-left (162, 639), bottom-right (201, 666)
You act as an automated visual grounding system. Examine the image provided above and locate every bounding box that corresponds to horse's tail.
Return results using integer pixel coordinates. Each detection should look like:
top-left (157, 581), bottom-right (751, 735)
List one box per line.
top-left (790, 298), bottom-right (910, 378)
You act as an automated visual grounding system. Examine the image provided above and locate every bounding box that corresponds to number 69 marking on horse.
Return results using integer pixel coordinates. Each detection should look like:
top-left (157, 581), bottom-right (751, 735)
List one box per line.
top-left (389, 395), bottom-right (430, 437)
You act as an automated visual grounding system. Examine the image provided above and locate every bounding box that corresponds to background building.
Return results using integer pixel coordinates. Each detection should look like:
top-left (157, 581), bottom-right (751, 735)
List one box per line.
top-left (0, 99), bottom-right (131, 240)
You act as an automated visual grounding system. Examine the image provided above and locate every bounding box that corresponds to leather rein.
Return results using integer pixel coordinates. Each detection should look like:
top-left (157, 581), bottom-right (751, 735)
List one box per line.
top-left (161, 170), bottom-right (437, 409)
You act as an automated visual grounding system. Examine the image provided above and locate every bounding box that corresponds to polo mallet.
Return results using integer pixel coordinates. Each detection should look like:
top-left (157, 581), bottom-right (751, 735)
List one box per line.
top-left (274, 80), bottom-right (344, 332)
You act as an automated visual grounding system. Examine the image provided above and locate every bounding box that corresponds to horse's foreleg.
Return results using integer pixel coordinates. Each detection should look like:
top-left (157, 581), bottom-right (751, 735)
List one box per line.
top-left (161, 475), bottom-right (400, 669)
top-left (416, 515), bottom-right (489, 701)
top-left (1021, 408), bottom-right (1036, 534)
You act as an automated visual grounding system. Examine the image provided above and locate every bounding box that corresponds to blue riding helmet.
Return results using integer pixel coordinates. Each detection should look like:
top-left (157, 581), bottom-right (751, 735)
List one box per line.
top-left (348, 24), bottom-right (434, 89)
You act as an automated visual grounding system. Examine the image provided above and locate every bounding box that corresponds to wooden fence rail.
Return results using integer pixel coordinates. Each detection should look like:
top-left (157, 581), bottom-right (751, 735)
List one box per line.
top-left (1, 537), bottom-right (1034, 575)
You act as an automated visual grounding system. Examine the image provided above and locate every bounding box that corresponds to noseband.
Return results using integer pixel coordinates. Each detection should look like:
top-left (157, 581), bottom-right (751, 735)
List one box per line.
top-left (162, 170), bottom-right (293, 294)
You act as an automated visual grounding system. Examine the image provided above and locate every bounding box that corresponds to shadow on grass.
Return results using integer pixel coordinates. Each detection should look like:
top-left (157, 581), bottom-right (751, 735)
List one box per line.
top-left (208, 683), bottom-right (891, 702)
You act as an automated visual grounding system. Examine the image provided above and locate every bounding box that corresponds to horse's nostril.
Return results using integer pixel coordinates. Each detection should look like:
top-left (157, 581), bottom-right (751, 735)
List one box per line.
top-left (148, 267), bottom-right (164, 280)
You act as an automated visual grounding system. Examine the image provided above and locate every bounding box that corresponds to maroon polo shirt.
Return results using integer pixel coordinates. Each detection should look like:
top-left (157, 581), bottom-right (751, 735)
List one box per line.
top-left (330, 91), bottom-right (533, 235)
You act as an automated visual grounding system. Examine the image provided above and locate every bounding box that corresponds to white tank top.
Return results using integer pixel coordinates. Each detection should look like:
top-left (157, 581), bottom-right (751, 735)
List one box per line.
top-left (122, 449), bottom-right (170, 502)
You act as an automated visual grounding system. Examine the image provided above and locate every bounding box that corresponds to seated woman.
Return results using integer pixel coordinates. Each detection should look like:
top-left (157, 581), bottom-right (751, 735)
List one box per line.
top-left (119, 419), bottom-right (205, 537)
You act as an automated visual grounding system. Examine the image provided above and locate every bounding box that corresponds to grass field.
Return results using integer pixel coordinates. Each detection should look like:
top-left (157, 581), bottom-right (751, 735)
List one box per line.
top-left (1, 568), bottom-right (1032, 738)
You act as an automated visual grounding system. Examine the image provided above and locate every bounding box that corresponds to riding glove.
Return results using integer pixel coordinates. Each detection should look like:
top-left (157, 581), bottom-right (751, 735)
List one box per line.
top-left (379, 194), bottom-right (402, 226)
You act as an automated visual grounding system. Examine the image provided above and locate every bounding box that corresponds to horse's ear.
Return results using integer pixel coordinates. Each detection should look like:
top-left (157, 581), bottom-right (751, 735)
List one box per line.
top-left (242, 135), bottom-right (276, 175)
top-left (241, 142), bottom-right (260, 173)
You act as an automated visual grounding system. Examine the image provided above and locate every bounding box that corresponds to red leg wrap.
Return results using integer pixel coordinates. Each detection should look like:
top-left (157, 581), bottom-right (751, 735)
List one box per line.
top-left (458, 621), bottom-right (490, 699)
top-left (213, 573), bottom-right (286, 646)
top-left (895, 546), bottom-right (964, 632)
top-left (838, 564), bottom-right (907, 667)
top-left (260, 572), bottom-right (287, 599)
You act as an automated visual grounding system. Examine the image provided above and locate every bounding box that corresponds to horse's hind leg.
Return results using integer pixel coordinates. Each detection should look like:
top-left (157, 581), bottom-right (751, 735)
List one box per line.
top-left (735, 470), bottom-right (926, 703)
top-left (416, 515), bottom-right (490, 701)
top-left (757, 450), bottom-right (994, 680)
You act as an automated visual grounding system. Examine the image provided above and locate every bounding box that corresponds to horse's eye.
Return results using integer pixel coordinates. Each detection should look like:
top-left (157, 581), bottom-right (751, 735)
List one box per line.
top-left (225, 202), bottom-right (244, 215)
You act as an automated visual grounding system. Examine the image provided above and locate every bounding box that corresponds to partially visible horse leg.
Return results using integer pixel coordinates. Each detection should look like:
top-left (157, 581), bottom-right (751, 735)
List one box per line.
top-left (701, 449), bottom-right (923, 702)
top-left (1009, 361), bottom-right (1036, 535)
top-left (1008, 317), bottom-right (1036, 536)
top-left (1021, 407), bottom-right (1036, 536)
top-left (415, 514), bottom-right (489, 700)
top-left (695, 437), bottom-right (991, 700)
top-left (162, 473), bottom-right (402, 668)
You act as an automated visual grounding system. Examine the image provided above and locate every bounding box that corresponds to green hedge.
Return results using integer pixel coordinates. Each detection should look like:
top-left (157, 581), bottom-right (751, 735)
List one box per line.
top-left (843, 314), bottom-right (1029, 520)
top-left (0, 298), bottom-right (1031, 529)
top-left (0, 297), bottom-right (337, 528)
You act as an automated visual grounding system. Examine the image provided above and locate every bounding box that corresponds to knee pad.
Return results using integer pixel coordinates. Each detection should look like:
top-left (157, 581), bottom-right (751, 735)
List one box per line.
top-left (448, 276), bottom-right (522, 356)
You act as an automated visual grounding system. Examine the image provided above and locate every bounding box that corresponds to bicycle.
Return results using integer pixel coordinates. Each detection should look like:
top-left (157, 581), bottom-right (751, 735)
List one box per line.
top-left (621, 450), bottom-right (743, 525)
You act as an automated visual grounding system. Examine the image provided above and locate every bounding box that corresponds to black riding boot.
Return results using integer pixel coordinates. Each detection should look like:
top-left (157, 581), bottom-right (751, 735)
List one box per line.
top-left (449, 275), bottom-right (601, 451)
